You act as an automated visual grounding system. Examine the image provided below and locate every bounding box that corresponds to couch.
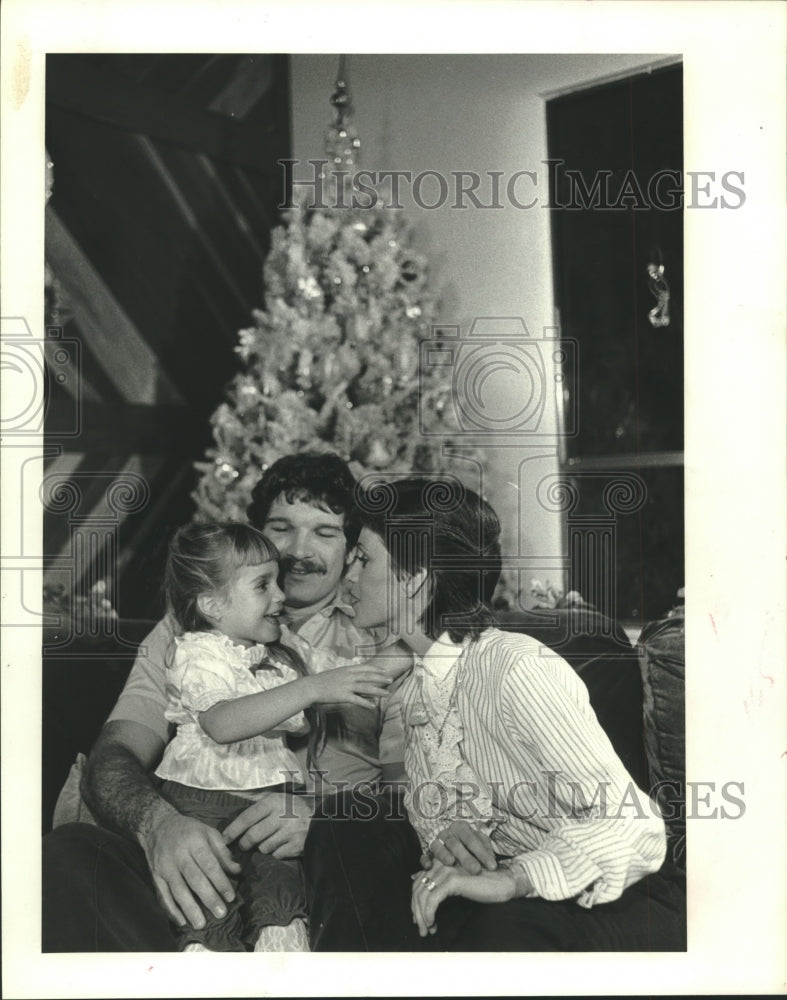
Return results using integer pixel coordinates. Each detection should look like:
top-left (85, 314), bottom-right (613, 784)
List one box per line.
top-left (42, 608), bottom-right (686, 869)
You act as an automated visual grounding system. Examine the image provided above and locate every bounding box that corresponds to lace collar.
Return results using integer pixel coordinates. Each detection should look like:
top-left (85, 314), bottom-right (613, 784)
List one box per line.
top-left (417, 632), bottom-right (468, 681)
top-left (180, 630), bottom-right (270, 666)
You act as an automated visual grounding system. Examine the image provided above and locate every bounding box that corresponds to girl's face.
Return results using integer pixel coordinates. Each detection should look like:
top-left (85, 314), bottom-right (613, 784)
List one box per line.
top-left (345, 527), bottom-right (422, 639)
top-left (212, 559), bottom-right (285, 648)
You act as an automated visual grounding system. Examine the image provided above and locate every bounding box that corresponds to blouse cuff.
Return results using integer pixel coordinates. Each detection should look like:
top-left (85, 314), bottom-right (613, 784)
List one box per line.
top-left (505, 848), bottom-right (604, 906)
top-left (414, 813), bottom-right (500, 856)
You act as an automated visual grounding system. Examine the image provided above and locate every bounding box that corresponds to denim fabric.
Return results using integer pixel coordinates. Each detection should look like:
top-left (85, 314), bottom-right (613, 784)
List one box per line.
top-left (160, 781), bottom-right (307, 951)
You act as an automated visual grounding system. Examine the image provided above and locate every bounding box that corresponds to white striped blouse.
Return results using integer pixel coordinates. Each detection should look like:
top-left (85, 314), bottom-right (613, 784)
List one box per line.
top-left (401, 629), bottom-right (666, 907)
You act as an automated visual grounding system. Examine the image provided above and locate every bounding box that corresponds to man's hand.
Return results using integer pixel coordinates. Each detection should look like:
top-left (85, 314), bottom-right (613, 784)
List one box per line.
top-left (139, 803), bottom-right (241, 930)
top-left (410, 860), bottom-right (517, 937)
top-left (419, 820), bottom-right (498, 875)
top-left (222, 790), bottom-right (314, 857)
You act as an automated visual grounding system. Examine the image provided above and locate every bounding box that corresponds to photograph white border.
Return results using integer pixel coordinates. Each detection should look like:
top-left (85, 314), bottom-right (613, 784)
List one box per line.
top-left (2, 1), bottom-right (786, 996)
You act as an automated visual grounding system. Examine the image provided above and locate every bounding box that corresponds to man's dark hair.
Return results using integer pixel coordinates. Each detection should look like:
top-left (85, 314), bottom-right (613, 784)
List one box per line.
top-left (247, 451), bottom-right (361, 550)
top-left (357, 476), bottom-right (501, 643)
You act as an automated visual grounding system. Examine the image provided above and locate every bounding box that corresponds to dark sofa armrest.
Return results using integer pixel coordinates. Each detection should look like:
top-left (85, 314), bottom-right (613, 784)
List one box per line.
top-left (41, 619), bottom-right (156, 834)
top-left (638, 613), bottom-right (685, 869)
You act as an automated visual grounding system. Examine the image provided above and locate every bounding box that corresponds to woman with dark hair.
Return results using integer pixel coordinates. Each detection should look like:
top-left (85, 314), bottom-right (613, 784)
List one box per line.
top-left (304, 475), bottom-right (686, 951)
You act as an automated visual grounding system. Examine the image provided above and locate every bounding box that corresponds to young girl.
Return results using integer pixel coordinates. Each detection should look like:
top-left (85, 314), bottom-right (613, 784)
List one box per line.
top-left (154, 521), bottom-right (391, 952)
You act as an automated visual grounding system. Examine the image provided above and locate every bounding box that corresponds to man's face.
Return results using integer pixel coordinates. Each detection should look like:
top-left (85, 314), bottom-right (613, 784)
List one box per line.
top-left (262, 494), bottom-right (351, 610)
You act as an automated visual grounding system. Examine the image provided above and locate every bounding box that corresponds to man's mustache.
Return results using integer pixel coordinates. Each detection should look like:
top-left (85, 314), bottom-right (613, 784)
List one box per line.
top-left (279, 557), bottom-right (326, 576)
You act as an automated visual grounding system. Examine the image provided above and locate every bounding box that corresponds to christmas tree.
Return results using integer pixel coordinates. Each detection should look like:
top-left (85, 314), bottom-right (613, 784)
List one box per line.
top-left (192, 65), bottom-right (468, 523)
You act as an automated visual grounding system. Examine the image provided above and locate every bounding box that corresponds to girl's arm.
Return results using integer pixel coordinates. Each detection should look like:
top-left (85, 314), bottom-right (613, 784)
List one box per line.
top-left (199, 676), bottom-right (314, 744)
top-left (199, 663), bottom-right (392, 744)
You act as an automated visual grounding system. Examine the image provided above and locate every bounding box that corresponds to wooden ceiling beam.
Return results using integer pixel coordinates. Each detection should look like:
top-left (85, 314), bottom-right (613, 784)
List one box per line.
top-left (47, 56), bottom-right (287, 176)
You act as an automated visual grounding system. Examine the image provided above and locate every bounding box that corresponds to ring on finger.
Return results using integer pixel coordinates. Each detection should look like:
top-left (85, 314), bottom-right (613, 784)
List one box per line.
top-left (425, 879), bottom-right (437, 892)
top-left (420, 875), bottom-right (431, 885)
top-left (435, 837), bottom-right (446, 848)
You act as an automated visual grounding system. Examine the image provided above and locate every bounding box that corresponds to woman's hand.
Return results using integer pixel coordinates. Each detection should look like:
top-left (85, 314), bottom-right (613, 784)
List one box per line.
top-left (421, 820), bottom-right (498, 874)
top-left (410, 860), bottom-right (518, 937)
top-left (307, 662), bottom-right (391, 708)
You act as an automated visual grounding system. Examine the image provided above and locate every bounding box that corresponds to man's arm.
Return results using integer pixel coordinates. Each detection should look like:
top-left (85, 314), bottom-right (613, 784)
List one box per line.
top-left (80, 719), bottom-right (167, 835)
top-left (81, 719), bottom-right (241, 929)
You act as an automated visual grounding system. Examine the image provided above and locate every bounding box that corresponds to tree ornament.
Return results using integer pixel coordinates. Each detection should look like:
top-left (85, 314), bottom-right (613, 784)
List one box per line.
top-left (352, 315), bottom-right (368, 341)
top-left (297, 349), bottom-right (313, 383)
top-left (367, 438), bottom-right (392, 468)
top-left (298, 275), bottom-right (322, 300)
top-left (214, 459), bottom-right (239, 486)
top-left (262, 373), bottom-right (279, 397)
top-left (322, 352), bottom-right (337, 381)
top-left (400, 258), bottom-right (419, 282)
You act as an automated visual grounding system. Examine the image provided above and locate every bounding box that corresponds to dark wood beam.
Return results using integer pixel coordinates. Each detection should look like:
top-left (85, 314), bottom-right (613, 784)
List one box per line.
top-left (45, 399), bottom-right (213, 455)
top-left (47, 55), bottom-right (288, 176)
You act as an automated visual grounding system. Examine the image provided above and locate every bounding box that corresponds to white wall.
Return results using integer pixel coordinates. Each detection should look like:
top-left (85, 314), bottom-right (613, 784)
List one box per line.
top-left (291, 53), bottom-right (665, 604)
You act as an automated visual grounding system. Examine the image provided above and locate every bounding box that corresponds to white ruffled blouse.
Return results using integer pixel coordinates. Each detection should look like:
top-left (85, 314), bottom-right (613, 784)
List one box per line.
top-left (155, 630), bottom-right (308, 792)
top-left (403, 634), bottom-right (501, 850)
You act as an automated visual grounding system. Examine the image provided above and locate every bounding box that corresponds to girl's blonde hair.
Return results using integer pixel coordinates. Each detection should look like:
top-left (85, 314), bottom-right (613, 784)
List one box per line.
top-left (164, 520), bottom-right (325, 768)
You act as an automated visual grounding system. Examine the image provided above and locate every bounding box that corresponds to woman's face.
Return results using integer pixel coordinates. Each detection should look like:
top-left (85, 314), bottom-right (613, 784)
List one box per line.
top-left (345, 527), bottom-right (410, 633)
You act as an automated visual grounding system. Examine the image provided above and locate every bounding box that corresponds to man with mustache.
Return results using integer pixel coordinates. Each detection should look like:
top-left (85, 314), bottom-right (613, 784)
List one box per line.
top-left (42, 451), bottom-right (412, 951)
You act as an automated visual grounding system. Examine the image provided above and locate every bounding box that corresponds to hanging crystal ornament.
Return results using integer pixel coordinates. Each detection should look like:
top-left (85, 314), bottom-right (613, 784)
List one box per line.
top-left (646, 260), bottom-right (671, 328)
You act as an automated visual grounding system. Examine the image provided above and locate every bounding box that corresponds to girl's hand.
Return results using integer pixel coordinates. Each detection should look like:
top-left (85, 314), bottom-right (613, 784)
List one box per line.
top-left (410, 860), bottom-right (518, 937)
top-left (307, 663), bottom-right (391, 708)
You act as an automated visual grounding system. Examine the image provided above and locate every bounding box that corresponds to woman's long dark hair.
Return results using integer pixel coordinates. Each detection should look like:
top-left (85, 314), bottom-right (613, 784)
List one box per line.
top-left (356, 476), bottom-right (502, 643)
top-left (164, 521), bottom-right (325, 769)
